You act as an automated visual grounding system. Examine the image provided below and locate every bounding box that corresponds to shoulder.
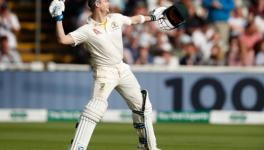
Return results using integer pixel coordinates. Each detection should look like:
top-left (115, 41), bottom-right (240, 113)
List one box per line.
top-left (76, 24), bottom-right (92, 31)
top-left (70, 24), bottom-right (91, 36)
top-left (107, 13), bottom-right (132, 25)
top-left (7, 12), bottom-right (19, 21)
top-left (107, 13), bottom-right (126, 19)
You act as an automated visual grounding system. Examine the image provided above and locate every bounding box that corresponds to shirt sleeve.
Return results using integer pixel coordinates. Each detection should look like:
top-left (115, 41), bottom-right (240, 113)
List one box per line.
top-left (69, 25), bottom-right (89, 46)
top-left (112, 13), bottom-right (132, 26)
top-left (10, 13), bottom-right (20, 30)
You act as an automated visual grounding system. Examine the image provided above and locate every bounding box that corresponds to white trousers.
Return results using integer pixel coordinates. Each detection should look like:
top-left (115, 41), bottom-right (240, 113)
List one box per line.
top-left (91, 62), bottom-right (149, 111)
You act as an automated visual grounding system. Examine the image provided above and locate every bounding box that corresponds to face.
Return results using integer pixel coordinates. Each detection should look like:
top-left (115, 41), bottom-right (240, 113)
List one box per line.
top-left (97, 0), bottom-right (110, 14)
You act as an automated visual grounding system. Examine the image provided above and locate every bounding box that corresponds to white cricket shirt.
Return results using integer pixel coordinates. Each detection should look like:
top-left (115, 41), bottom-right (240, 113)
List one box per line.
top-left (69, 13), bottom-right (132, 66)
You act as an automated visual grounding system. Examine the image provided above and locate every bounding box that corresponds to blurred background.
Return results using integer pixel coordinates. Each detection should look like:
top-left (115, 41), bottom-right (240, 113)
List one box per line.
top-left (0, 0), bottom-right (263, 65)
top-left (0, 0), bottom-right (263, 121)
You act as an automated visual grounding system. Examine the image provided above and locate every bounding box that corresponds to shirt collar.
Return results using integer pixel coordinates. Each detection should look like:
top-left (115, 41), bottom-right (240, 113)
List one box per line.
top-left (87, 16), bottom-right (108, 27)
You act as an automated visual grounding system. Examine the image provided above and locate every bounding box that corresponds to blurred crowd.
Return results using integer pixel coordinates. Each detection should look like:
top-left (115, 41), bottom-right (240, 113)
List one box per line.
top-left (69, 0), bottom-right (264, 66)
top-left (0, 0), bottom-right (21, 64)
top-left (1, 0), bottom-right (264, 66)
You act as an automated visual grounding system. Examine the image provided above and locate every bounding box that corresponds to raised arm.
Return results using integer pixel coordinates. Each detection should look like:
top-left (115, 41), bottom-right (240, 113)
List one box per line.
top-left (130, 15), bottom-right (152, 24)
top-left (49, 0), bottom-right (74, 45)
top-left (130, 7), bottom-right (167, 25)
top-left (56, 21), bottom-right (74, 45)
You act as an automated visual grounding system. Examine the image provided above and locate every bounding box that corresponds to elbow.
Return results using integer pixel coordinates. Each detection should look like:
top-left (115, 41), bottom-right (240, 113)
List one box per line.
top-left (56, 33), bottom-right (74, 45)
top-left (56, 34), bottom-right (74, 45)
top-left (57, 37), bottom-right (67, 45)
top-left (57, 38), bottom-right (64, 45)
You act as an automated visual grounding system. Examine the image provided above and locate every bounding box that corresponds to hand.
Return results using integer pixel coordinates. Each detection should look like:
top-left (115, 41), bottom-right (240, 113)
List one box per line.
top-left (150, 7), bottom-right (167, 21)
top-left (49, 0), bottom-right (65, 21)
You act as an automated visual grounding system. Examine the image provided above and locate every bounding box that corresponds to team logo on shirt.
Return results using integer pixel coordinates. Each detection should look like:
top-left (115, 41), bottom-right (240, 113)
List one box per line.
top-left (111, 22), bottom-right (119, 30)
top-left (93, 28), bottom-right (101, 35)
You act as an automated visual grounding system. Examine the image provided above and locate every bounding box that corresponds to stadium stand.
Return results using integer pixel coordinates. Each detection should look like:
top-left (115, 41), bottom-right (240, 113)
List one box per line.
top-left (8, 0), bottom-right (73, 63)
top-left (5, 0), bottom-right (264, 65)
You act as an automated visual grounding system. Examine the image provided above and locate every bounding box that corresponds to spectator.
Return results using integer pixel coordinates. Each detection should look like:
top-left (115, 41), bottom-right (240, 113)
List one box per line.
top-left (191, 0), bottom-right (207, 18)
top-left (151, 31), bottom-right (176, 65)
top-left (240, 45), bottom-right (255, 66)
top-left (147, 0), bottom-right (173, 11)
top-left (203, 44), bottom-right (224, 66)
top-left (249, 0), bottom-right (264, 19)
top-left (138, 25), bottom-right (155, 49)
top-left (249, 0), bottom-right (264, 34)
top-left (228, 7), bottom-right (247, 36)
top-left (254, 39), bottom-right (264, 66)
top-left (123, 47), bottom-right (134, 64)
top-left (153, 49), bottom-right (178, 66)
top-left (226, 36), bottom-right (242, 66)
top-left (203, 0), bottom-right (235, 52)
top-left (123, 25), bottom-right (140, 62)
top-left (135, 46), bottom-right (151, 65)
top-left (124, 0), bottom-right (147, 16)
top-left (180, 42), bottom-right (202, 65)
top-left (0, 2), bottom-right (20, 50)
top-left (239, 21), bottom-right (262, 50)
top-left (170, 28), bottom-right (189, 51)
top-left (191, 20), bottom-right (215, 61)
top-left (109, 0), bottom-right (125, 11)
top-left (239, 21), bottom-right (260, 66)
top-left (226, 22), bottom-right (260, 67)
top-left (184, 1), bottom-right (204, 28)
top-left (0, 36), bottom-right (21, 64)
top-left (254, 14), bottom-right (264, 35)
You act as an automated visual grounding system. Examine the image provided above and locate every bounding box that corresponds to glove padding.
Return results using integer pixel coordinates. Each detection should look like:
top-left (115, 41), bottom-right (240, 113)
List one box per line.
top-left (49, 0), bottom-right (65, 21)
top-left (150, 7), bottom-right (167, 21)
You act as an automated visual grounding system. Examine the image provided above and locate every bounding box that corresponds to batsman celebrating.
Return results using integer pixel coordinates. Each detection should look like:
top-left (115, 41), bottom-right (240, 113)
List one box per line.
top-left (49, 0), bottom-right (186, 149)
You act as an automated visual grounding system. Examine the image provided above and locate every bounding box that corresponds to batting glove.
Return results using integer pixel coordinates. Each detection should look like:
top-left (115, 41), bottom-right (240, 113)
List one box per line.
top-left (49, 0), bottom-right (65, 21)
top-left (150, 7), bottom-right (167, 21)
